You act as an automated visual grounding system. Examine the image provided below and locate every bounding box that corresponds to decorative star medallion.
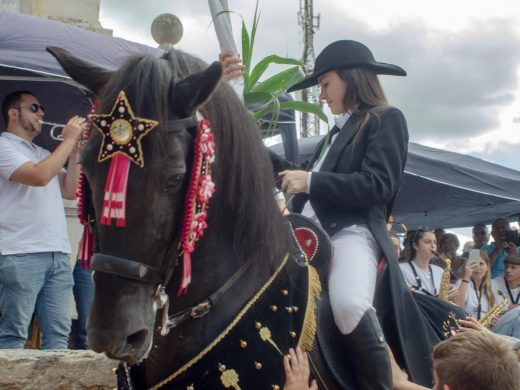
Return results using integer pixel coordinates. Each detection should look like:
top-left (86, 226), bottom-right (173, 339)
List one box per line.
top-left (88, 90), bottom-right (159, 167)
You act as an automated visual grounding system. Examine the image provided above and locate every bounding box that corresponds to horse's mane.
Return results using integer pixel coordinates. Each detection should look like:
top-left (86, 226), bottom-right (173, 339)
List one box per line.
top-left (165, 50), bottom-right (292, 271)
top-left (96, 50), bottom-right (292, 272)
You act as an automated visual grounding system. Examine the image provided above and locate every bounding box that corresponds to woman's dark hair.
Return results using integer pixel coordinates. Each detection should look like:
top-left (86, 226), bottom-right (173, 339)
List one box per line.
top-left (336, 67), bottom-right (388, 113)
top-left (409, 227), bottom-right (435, 260)
top-left (335, 68), bottom-right (388, 149)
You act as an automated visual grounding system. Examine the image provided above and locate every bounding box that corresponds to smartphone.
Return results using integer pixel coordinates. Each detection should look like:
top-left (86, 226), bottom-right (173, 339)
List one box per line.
top-left (503, 230), bottom-right (520, 246)
top-left (467, 249), bottom-right (481, 268)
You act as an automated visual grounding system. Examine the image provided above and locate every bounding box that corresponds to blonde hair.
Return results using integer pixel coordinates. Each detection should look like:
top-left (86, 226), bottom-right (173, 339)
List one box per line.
top-left (460, 251), bottom-right (495, 307)
top-left (433, 330), bottom-right (520, 390)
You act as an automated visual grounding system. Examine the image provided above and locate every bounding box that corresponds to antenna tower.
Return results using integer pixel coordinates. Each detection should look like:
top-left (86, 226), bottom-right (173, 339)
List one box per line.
top-left (298, 0), bottom-right (320, 137)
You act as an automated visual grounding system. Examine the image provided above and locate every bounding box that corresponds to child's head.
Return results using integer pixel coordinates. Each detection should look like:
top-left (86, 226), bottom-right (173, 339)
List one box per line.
top-left (432, 330), bottom-right (520, 390)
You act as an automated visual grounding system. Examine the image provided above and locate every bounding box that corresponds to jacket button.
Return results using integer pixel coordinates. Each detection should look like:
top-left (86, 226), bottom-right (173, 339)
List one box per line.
top-left (330, 222), bottom-right (337, 228)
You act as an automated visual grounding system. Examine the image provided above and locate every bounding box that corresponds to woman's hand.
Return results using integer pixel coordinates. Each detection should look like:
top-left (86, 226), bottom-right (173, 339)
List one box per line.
top-left (447, 283), bottom-right (459, 301)
top-left (219, 51), bottom-right (244, 81)
top-left (279, 170), bottom-right (309, 194)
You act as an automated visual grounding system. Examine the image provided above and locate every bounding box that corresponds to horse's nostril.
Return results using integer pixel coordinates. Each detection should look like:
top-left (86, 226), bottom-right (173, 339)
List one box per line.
top-left (126, 329), bottom-right (148, 350)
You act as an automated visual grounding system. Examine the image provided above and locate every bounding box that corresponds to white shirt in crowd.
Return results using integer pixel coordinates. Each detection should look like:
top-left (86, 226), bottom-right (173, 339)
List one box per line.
top-left (399, 260), bottom-right (444, 296)
top-left (0, 132), bottom-right (70, 255)
top-left (492, 276), bottom-right (520, 305)
top-left (455, 278), bottom-right (503, 319)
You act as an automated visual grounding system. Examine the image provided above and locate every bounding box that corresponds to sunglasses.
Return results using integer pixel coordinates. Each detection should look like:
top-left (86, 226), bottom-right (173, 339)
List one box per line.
top-left (473, 231), bottom-right (488, 236)
top-left (417, 226), bottom-right (434, 233)
top-left (15, 103), bottom-right (45, 113)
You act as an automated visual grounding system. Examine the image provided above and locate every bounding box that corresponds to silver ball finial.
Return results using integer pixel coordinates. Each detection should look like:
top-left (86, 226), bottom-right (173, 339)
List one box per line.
top-left (151, 13), bottom-right (183, 50)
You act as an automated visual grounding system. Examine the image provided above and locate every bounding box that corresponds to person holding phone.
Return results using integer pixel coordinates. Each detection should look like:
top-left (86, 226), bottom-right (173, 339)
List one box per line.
top-left (484, 218), bottom-right (520, 278)
top-left (453, 250), bottom-right (501, 319)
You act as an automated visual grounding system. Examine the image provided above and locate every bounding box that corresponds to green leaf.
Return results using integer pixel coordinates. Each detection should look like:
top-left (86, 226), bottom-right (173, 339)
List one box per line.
top-left (250, 66), bottom-right (305, 95)
top-left (241, 20), bottom-right (251, 88)
top-left (248, 55), bottom-right (304, 91)
top-left (278, 101), bottom-right (329, 124)
top-left (243, 91), bottom-right (274, 106)
top-left (250, 1), bottom-right (261, 63)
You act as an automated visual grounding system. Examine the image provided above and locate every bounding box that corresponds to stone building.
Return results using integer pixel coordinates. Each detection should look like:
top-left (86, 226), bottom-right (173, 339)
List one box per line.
top-left (0, 0), bottom-right (112, 34)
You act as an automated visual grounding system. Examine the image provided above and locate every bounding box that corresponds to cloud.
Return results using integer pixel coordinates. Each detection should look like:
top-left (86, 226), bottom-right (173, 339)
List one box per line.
top-left (99, 1), bottom-right (520, 161)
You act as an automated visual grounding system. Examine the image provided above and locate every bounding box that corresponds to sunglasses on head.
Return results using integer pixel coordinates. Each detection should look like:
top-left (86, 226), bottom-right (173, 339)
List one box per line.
top-left (417, 226), bottom-right (434, 232)
top-left (15, 103), bottom-right (45, 113)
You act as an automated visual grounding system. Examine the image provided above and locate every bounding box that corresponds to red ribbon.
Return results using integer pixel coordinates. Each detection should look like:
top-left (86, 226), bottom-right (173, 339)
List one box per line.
top-left (100, 155), bottom-right (131, 227)
top-left (178, 119), bottom-right (216, 295)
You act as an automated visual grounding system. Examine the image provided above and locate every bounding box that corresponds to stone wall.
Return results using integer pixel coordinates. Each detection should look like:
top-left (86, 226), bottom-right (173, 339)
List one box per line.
top-left (0, 349), bottom-right (117, 390)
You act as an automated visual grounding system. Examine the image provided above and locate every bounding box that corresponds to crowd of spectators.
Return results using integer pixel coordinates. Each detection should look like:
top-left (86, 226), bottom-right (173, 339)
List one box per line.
top-left (398, 218), bottom-right (520, 340)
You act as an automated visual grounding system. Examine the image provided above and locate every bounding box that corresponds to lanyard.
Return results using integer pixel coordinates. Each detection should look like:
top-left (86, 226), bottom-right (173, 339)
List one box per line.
top-left (472, 280), bottom-right (484, 320)
top-left (408, 261), bottom-right (437, 297)
top-left (505, 277), bottom-right (520, 304)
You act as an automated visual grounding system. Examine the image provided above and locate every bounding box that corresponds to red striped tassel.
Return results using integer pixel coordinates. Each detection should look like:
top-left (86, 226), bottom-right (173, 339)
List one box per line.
top-left (100, 155), bottom-right (130, 227)
top-left (77, 224), bottom-right (94, 270)
top-left (178, 252), bottom-right (192, 296)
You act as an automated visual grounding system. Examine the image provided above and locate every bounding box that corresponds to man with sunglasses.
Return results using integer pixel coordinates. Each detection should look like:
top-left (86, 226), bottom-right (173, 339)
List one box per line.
top-left (0, 90), bottom-right (87, 349)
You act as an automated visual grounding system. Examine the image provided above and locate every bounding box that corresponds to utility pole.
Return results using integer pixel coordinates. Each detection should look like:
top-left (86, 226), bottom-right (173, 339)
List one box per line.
top-left (298, 0), bottom-right (320, 137)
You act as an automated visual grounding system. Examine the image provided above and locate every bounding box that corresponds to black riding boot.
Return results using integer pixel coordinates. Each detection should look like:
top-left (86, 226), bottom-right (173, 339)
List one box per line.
top-left (343, 308), bottom-right (392, 390)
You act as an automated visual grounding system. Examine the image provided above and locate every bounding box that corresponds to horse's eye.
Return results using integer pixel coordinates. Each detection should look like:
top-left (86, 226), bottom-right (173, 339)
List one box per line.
top-left (163, 175), bottom-right (184, 191)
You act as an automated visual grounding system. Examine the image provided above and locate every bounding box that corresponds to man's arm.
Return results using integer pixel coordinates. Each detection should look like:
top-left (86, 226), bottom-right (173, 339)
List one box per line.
top-left (10, 116), bottom-right (85, 191)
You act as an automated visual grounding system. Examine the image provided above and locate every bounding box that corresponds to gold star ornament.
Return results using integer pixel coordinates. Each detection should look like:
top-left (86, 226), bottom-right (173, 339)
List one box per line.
top-left (88, 90), bottom-right (159, 167)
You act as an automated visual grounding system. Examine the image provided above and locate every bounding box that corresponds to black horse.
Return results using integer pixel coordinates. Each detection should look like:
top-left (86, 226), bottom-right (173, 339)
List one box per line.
top-left (48, 47), bottom-right (351, 389)
top-left (48, 46), bottom-right (467, 389)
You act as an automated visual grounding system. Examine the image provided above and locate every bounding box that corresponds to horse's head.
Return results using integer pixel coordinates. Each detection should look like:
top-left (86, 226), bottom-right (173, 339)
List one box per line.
top-left (48, 47), bottom-right (221, 364)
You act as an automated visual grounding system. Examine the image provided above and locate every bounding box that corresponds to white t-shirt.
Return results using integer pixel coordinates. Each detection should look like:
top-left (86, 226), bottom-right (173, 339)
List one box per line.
top-left (492, 277), bottom-right (520, 305)
top-left (0, 132), bottom-right (70, 255)
top-left (399, 260), bottom-right (444, 296)
top-left (455, 279), bottom-right (502, 319)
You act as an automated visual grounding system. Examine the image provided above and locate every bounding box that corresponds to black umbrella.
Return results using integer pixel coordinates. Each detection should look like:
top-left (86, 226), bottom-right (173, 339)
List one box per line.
top-left (0, 11), bottom-right (163, 151)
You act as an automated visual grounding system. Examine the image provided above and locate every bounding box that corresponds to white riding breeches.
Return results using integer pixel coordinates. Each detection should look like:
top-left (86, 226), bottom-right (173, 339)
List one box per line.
top-left (327, 224), bottom-right (381, 334)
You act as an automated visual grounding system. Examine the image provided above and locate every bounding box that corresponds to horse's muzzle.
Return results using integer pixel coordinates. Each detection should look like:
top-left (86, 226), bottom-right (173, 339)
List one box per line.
top-left (88, 327), bottom-right (151, 365)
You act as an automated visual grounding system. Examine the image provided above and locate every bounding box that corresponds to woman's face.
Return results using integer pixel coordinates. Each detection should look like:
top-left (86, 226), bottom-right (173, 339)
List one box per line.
top-left (414, 232), bottom-right (437, 257)
top-left (317, 70), bottom-right (347, 115)
top-left (471, 258), bottom-right (489, 281)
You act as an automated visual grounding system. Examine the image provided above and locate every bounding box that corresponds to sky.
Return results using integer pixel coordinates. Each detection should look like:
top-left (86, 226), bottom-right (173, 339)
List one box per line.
top-left (99, 0), bottom-right (520, 171)
top-left (98, 1), bottom-right (520, 244)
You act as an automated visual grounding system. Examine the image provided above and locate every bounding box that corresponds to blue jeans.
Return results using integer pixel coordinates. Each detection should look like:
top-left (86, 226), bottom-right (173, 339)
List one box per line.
top-left (493, 306), bottom-right (520, 339)
top-left (72, 260), bottom-right (94, 349)
top-left (0, 252), bottom-right (73, 349)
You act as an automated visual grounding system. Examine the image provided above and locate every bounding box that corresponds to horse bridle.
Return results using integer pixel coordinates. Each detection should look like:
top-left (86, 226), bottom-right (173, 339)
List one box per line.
top-left (88, 113), bottom-right (255, 336)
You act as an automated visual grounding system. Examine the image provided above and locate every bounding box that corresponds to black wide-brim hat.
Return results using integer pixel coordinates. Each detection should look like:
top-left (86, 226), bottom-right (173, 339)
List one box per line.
top-left (288, 40), bottom-right (406, 92)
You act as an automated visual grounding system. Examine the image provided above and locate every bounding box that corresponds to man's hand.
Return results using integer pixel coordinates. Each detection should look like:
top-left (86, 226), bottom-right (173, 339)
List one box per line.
top-left (279, 170), bottom-right (309, 194)
top-left (61, 116), bottom-right (87, 143)
top-left (504, 241), bottom-right (518, 254)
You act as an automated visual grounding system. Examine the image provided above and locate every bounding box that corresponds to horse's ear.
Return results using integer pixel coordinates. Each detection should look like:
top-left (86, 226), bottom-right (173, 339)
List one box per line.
top-left (46, 46), bottom-right (113, 95)
top-left (172, 61), bottom-right (222, 116)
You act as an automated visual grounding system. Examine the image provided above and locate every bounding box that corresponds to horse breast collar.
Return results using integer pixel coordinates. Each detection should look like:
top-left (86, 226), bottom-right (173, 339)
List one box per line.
top-left (117, 253), bottom-right (322, 390)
